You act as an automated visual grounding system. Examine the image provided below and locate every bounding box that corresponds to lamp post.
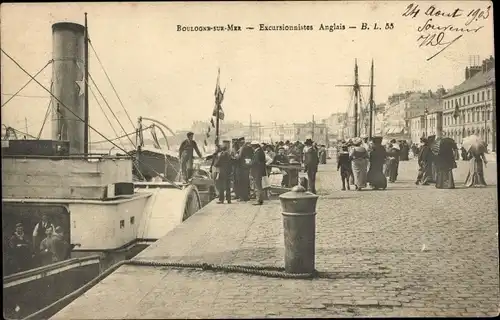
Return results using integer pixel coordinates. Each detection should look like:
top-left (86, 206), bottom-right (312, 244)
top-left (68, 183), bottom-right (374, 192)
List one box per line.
top-left (424, 107), bottom-right (429, 137)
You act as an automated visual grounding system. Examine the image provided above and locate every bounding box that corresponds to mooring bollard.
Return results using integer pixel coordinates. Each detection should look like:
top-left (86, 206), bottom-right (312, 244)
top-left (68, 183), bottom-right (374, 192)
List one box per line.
top-left (279, 185), bottom-right (319, 274)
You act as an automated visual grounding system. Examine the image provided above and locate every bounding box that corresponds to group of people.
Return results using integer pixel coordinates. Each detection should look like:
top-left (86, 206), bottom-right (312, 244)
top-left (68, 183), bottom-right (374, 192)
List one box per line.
top-left (336, 136), bottom-right (394, 191)
top-left (207, 137), bottom-right (323, 205)
top-left (5, 214), bottom-right (71, 275)
top-left (416, 135), bottom-right (488, 188)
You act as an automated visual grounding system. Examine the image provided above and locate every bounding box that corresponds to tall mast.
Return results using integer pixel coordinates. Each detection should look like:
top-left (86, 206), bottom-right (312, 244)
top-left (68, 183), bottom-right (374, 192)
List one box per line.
top-left (369, 59), bottom-right (374, 139)
top-left (312, 114), bottom-right (315, 140)
top-left (249, 114), bottom-right (252, 140)
top-left (83, 13), bottom-right (90, 154)
top-left (354, 59), bottom-right (359, 137)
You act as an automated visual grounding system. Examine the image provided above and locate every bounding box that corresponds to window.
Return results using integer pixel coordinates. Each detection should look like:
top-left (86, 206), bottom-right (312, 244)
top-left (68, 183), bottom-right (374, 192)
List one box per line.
top-left (487, 90), bottom-right (491, 100)
top-left (482, 91), bottom-right (485, 101)
top-left (467, 95), bottom-right (470, 104)
top-left (477, 92), bottom-right (480, 101)
top-left (130, 216), bottom-right (135, 225)
top-left (120, 220), bottom-right (125, 229)
top-left (472, 94), bottom-right (475, 103)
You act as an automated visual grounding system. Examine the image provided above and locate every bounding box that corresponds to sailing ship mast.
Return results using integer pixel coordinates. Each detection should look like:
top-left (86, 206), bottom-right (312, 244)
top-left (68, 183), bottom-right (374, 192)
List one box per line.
top-left (353, 59), bottom-right (359, 137)
top-left (83, 13), bottom-right (90, 154)
top-left (369, 59), bottom-right (374, 139)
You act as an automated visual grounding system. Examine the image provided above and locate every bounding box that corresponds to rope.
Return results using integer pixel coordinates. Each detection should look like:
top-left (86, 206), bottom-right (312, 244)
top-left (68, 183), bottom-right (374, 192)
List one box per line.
top-left (1, 59), bottom-right (53, 108)
top-left (92, 126), bottom-right (152, 144)
top-left (88, 72), bottom-right (136, 148)
top-left (37, 99), bottom-right (52, 139)
top-left (1, 48), bottom-right (179, 189)
top-left (89, 40), bottom-right (136, 130)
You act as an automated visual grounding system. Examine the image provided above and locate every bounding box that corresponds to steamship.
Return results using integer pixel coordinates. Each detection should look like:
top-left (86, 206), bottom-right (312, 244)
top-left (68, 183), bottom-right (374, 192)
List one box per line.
top-left (2, 17), bottom-right (215, 319)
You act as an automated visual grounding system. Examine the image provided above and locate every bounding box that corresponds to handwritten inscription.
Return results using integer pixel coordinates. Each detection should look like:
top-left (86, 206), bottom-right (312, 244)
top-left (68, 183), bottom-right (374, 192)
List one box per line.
top-left (402, 3), bottom-right (491, 61)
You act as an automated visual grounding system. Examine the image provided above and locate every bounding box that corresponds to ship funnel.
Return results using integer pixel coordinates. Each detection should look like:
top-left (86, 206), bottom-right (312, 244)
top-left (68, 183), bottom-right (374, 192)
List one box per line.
top-left (51, 22), bottom-right (86, 154)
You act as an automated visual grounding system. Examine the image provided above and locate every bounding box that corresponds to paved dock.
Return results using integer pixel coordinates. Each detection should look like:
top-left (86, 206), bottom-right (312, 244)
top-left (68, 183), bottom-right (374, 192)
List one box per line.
top-left (54, 160), bottom-right (499, 318)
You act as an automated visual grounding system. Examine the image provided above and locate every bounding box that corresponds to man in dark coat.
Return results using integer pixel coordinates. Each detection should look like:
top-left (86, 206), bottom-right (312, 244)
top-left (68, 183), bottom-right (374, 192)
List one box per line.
top-left (237, 138), bottom-right (254, 202)
top-left (214, 141), bottom-right (232, 204)
top-left (231, 138), bottom-right (241, 199)
top-left (337, 144), bottom-right (352, 190)
top-left (178, 132), bottom-right (203, 182)
top-left (250, 141), bottom-right (266, 205)
top-left (304, 139), bottom-right (319, 194)
top-left (416, 137), bottom-right (434, 185)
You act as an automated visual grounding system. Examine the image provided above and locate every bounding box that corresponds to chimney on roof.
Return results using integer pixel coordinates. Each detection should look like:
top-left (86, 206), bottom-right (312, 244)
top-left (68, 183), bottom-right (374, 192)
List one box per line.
top-left (466, 65), bottom-right (482, 80)
top-left (485, 56), bottom-right (495, 72)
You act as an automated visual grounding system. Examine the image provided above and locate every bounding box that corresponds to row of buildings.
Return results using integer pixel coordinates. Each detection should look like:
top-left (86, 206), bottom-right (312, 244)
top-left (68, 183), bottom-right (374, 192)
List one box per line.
top-left (322, 56), bottom-right (496, 151)
top-left (184, 56), bottom-right (494, 151)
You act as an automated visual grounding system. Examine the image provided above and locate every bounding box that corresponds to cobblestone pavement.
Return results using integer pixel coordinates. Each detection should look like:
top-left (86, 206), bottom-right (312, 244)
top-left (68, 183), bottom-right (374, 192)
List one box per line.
top-left (54, 160), bottom-right (499, 319)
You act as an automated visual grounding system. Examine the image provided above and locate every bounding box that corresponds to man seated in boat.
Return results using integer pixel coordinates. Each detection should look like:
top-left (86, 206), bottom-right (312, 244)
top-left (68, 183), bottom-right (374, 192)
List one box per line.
top-left (32, 214), bottom-right (55, 252)
top-left (8, 223), bottom-right (34, 274)
top-left (39, 225), bottom-right (67, 265)
top-left (178, 131), bottom-right (203, 183)
top-left (271, 147), bottom-right (290, 187)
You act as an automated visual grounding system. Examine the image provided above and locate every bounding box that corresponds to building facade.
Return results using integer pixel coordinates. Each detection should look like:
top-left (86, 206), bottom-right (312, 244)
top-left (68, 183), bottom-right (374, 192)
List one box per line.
top-left (259, 122), bottom-right (328, 145)
top-left (441, 56), bottom-right (495, 150)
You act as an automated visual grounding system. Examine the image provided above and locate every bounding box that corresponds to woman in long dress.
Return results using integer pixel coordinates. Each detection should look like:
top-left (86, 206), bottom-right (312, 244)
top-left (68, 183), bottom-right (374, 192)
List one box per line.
top-left (464, 147), bottom-right (488, 187)
top-left (349, 138), bottom-right (369, 191)
top-left (435, 139), bottom-right (456, 189)
top-left (415, 137), bottom-right (433, 185)
top-left (367, 136), bottom-right (387, 190)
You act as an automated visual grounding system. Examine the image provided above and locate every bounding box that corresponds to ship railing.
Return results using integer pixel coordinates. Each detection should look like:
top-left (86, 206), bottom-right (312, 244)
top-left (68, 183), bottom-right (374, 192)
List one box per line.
top-left (1, 153), bottom-right (132, 161)
top-left (3, 254), bottom-right (102, 288)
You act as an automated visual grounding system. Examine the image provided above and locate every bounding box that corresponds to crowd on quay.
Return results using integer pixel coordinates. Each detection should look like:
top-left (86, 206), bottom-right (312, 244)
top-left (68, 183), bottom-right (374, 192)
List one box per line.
top-left (4, 214), bottom-right (73, 275)
top-left (176, 130), bottom-right (489, 206)
top-left (336, 134), bottom-right (488, 191)
top-left (177, 132), bottom-right (327, 205)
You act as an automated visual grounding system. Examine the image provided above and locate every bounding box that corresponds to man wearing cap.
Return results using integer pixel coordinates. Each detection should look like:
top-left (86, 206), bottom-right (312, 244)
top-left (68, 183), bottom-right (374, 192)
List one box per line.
top-left (304, 138), bottom-right (319, 194)
top-left (237, 138), bottom-right (254, 201)
top-left (178, 132), bottom-right (203, 182)
top-left (250, 141), bottom-right (266, 205)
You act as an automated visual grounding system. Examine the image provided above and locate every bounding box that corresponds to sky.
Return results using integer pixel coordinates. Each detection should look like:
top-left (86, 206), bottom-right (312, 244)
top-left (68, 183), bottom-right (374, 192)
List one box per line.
top-left (1, 1), bottom-right (494, 142)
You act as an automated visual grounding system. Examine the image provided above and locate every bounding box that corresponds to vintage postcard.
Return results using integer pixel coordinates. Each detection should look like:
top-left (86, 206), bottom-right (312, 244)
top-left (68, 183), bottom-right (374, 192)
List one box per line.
top-left (1, 1), bottom-right (497, 319)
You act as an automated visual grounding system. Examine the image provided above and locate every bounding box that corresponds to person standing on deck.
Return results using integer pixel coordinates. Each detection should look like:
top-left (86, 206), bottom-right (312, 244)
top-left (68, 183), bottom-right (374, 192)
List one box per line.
top-left (415, 137), bottom-right (433, 185)
top-left (178, 132), bottom-right (203, 182)
top-left (214, 141), bottom-right (233, 204)
top-left (9, 223), bottom-right (33, 273)
top-left (367, 136), bottom-right (388, 190)
top-left (349, 138), bottom-right (369, 191)
top-left (238, 138), bottom-right (254, 202)
top-left (304, 139), bottom-right (319, 194)
top-left (250, 141), bottom-right (266, 205)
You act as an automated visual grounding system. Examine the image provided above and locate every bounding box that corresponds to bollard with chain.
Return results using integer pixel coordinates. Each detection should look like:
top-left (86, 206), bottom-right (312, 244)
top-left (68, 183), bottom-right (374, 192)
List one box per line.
top-left (279, 184), bottom-right (319, 274)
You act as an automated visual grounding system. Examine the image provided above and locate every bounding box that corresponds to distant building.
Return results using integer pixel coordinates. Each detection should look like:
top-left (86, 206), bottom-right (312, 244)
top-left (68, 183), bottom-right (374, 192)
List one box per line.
top-left (323, 112), bottom-right (347, 141)
top-left (441, 56), bottom-right (495, 150)
top-left (259, 122), bottom-right (328, 145)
